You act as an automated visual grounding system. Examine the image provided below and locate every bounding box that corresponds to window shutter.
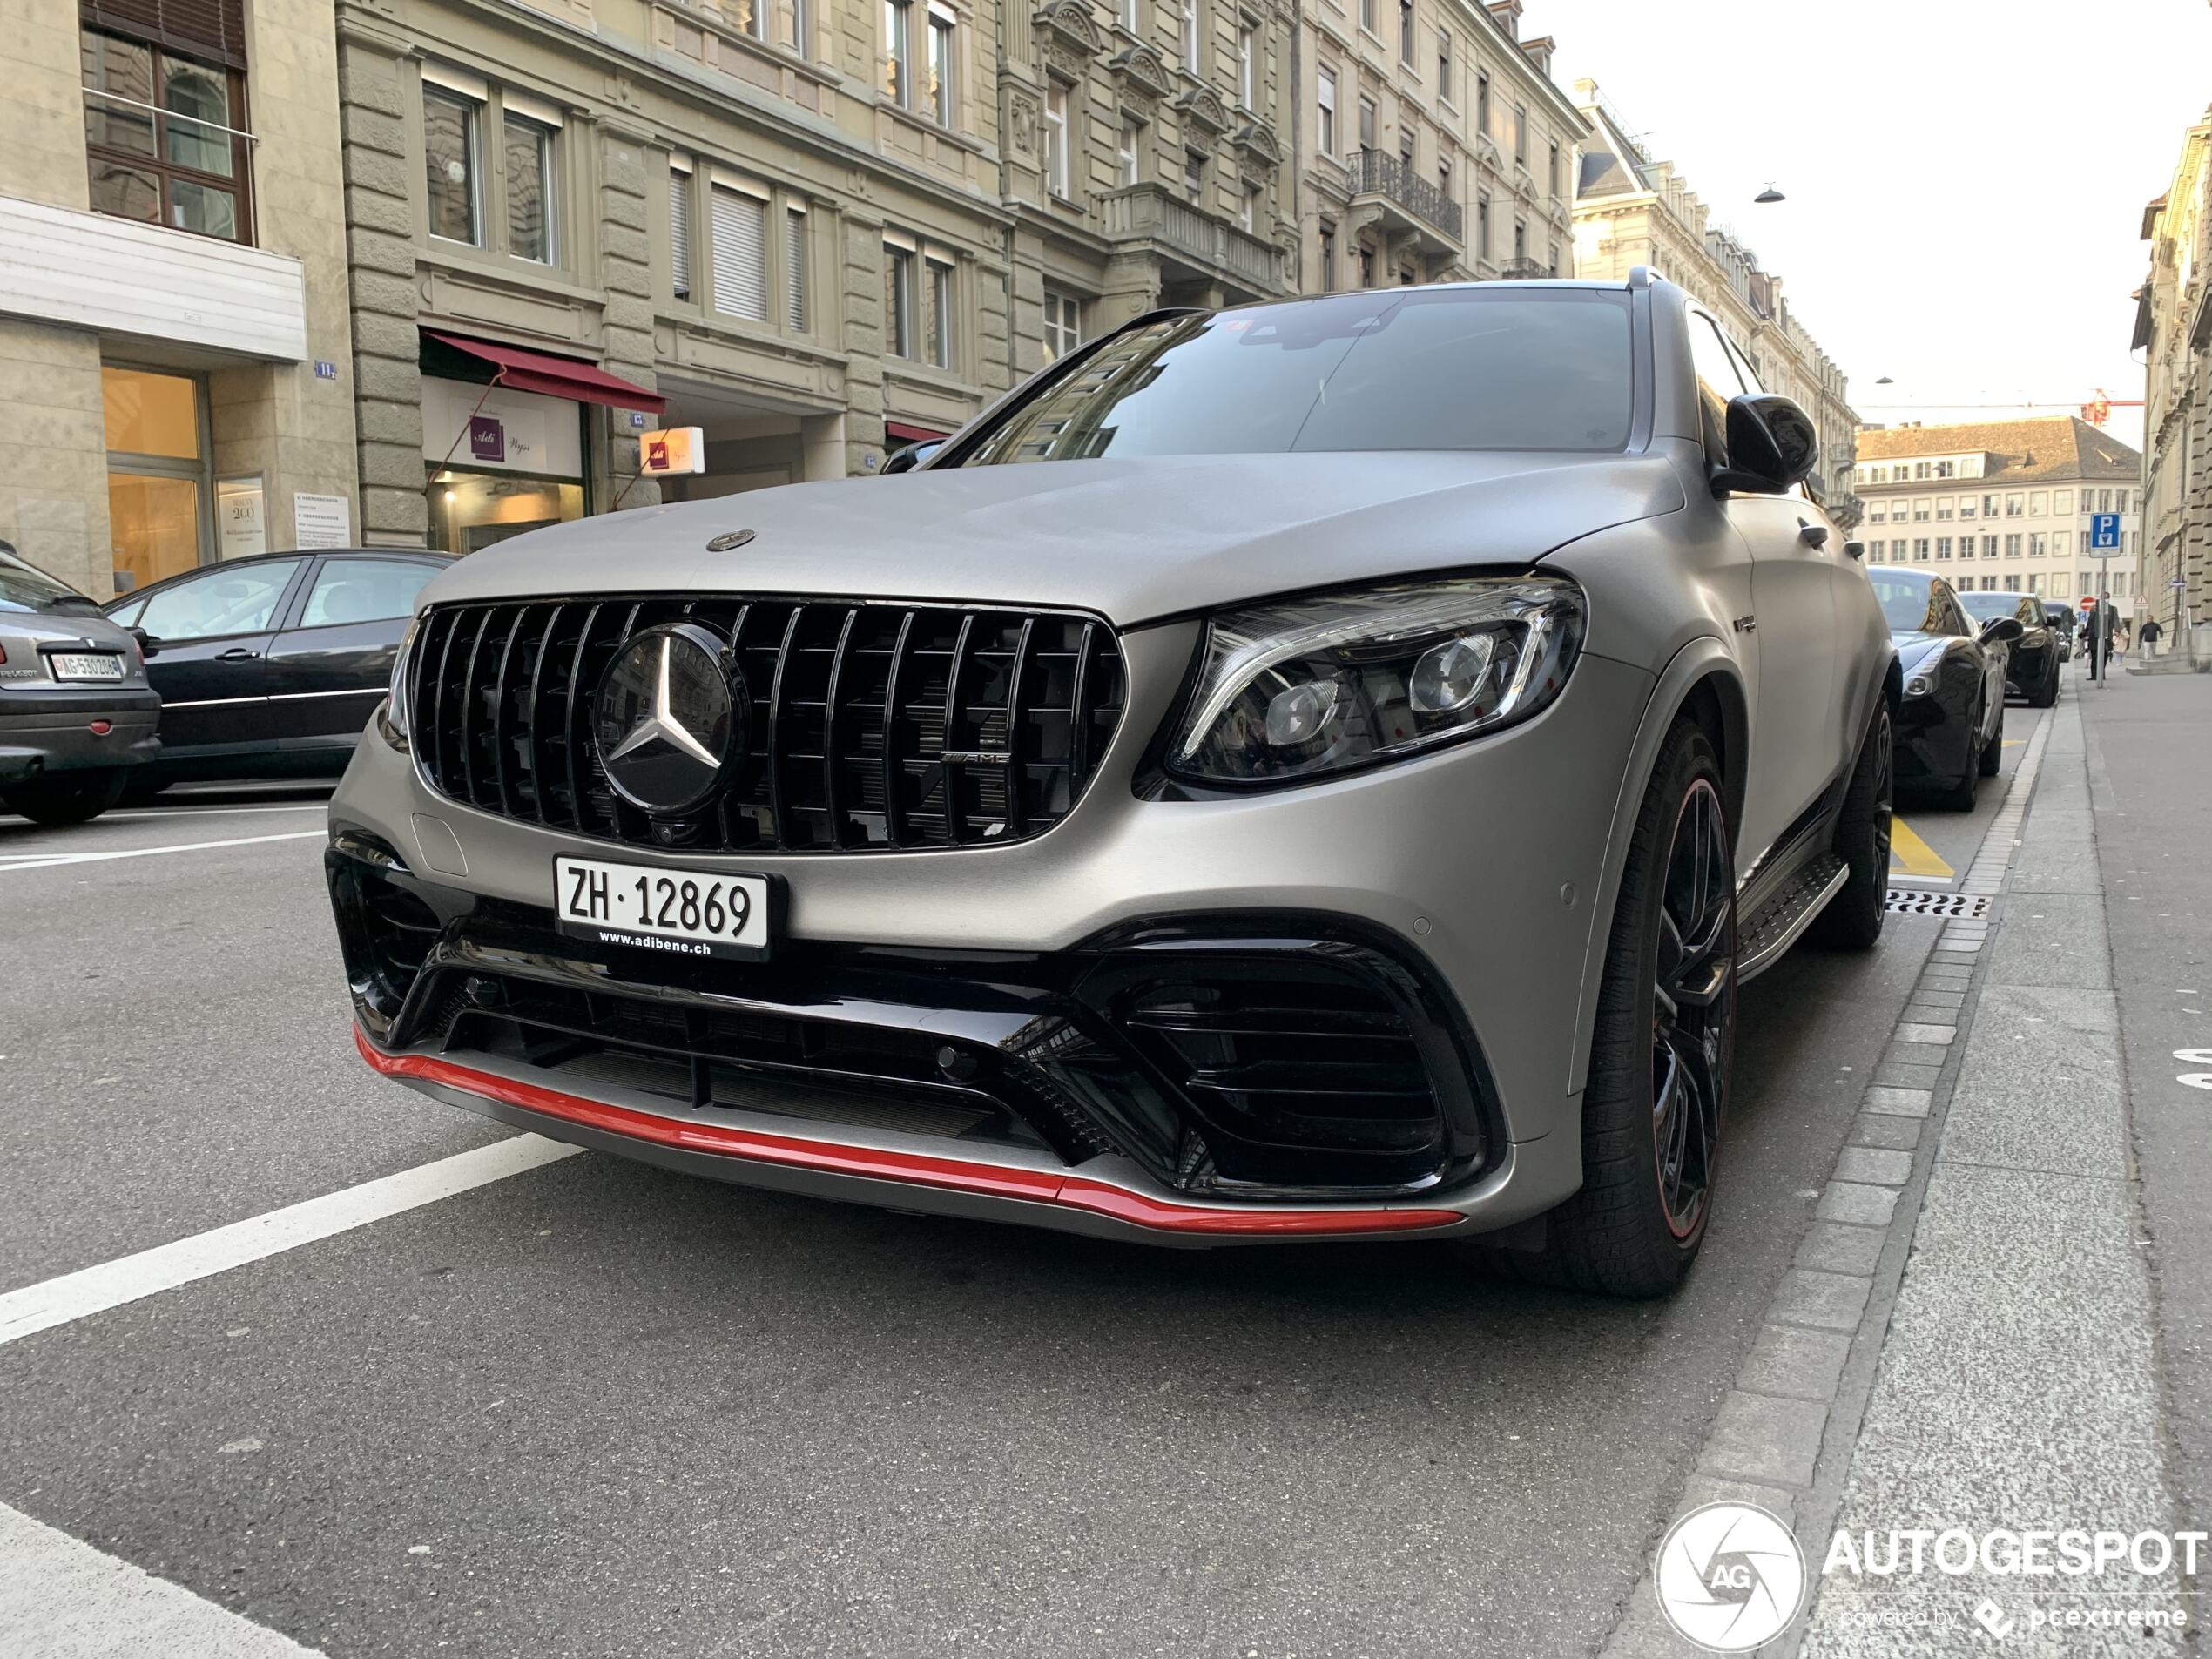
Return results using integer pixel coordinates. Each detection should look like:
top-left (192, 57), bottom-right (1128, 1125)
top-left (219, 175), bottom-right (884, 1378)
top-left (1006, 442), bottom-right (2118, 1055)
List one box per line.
top-left (786, 208), bottom-right (807, 332)
top-left (83, 0), bottom-right (247, 70)
top-left (670, 173), bottom-right (691, 300)
top-left (710, 185), bottom-right (768, 321)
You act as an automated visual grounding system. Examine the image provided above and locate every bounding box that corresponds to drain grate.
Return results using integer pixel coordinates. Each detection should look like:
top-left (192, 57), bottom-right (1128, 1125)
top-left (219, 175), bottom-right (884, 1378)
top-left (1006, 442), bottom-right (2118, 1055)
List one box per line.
top-left (1886, 888), bottom-right (1991, 918)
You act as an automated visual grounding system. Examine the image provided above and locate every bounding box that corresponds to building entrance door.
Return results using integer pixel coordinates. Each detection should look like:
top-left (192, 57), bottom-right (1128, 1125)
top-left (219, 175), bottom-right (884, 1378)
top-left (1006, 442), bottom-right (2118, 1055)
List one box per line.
top-left (102, 365), bottom-right (211, 596)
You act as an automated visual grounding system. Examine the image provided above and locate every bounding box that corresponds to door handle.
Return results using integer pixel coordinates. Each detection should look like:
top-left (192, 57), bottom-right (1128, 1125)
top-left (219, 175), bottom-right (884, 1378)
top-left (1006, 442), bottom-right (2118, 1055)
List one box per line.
top-left (216, 647), bottom-right (261, 661)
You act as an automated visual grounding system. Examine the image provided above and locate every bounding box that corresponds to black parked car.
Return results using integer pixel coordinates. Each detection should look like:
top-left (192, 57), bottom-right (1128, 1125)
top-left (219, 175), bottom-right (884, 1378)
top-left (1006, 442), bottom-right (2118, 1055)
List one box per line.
top-left (104, 550), bottom-right (448, 795)
top-left (2045, 602), bottom-right (2077, 663)
top-left (1867, 565), bottom-right (2020, 811)
top-left (1959, 590), bottom-right (2062, 707)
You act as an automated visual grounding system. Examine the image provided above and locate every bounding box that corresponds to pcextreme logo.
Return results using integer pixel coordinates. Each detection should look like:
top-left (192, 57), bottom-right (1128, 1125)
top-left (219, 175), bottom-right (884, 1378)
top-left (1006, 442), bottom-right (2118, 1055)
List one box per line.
top-left (1653, 1502), bottom-right (1809, 1652)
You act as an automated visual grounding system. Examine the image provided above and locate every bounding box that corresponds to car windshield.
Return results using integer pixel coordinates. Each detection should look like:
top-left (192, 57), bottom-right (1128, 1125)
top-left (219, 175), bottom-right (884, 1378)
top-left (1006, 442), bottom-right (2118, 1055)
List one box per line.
top-left (1868, 570), bottom-right (1946, 634)
top-left (957, 288), bottom-right (1634, 465)
top-left (1957, 591), bottom-right (2026, 622)
top-left (0, 543), bottom-right (99, 616)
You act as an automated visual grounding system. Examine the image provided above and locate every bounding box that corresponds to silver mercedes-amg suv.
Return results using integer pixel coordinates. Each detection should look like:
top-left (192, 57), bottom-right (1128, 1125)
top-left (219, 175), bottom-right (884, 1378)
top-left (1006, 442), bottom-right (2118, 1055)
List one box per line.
top-left (329, 274), bottom-right (1896, 1297)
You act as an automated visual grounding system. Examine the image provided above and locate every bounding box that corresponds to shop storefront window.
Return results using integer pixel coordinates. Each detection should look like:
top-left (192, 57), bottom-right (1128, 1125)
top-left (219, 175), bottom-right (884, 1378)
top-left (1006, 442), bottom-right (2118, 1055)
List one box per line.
top-left (103, 366), bottom-right (210, 593)
top-left (421, 375), bottom-right (587, 554)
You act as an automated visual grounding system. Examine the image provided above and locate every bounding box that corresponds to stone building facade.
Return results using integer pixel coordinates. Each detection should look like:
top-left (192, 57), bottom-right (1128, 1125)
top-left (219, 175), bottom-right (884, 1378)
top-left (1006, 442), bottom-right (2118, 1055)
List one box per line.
top-left (1290, 0), bottom-right (1582, 293)
top-left (1848, 419), bottom-right (2142, 605)
top-left (1570, 80), bottom-right (1859, 528)
top-left (0, 0), bottom-right (359, 597)
top-left (2136, 105), bottom-right (2211, 644)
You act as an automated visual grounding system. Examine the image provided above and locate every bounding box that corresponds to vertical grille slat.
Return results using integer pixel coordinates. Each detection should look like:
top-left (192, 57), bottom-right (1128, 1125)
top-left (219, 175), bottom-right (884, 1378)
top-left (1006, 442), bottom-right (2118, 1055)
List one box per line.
top-left (408, 597), bottom-right (1119, 854)
top-left (820, 607), bottom-right (859, 849)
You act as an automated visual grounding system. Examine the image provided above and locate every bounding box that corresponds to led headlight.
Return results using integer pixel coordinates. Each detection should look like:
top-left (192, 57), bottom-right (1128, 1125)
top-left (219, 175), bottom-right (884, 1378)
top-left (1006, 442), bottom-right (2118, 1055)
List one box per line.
top-left (377, 616), bottom-right (418, 751)
top-left (1905, 671), bottom-right (1933, 698)
top-left (1169, 575), bottom-right (1585, 786)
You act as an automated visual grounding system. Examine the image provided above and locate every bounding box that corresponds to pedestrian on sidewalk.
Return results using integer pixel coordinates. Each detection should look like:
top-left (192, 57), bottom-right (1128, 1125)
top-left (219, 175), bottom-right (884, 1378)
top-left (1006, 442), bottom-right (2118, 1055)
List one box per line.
top-left (2140, 616), bottom-right (2161, 658)
top-left (2114, 619), bottom-right (2128, 663)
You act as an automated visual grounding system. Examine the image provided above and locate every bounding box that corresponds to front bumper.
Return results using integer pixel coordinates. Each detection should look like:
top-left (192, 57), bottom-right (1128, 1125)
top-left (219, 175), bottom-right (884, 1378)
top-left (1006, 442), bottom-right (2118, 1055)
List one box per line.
top-left (0, 691), bottom-right (160, 785)
top-left (329, 623), bottom-right (1656, 1241)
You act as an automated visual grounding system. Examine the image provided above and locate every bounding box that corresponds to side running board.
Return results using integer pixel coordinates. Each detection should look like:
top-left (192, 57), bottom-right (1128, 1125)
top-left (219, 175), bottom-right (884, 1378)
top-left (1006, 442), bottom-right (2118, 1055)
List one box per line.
top-left (1737, 853), bottom-right (1847, 983)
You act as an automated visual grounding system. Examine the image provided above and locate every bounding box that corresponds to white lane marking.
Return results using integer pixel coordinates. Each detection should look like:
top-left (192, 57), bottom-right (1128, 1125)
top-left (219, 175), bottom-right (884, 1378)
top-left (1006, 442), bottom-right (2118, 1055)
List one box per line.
top-left (0, 1136), bottom-right (580, 1345)
top-left (0, 830), bottom-right (325, 872)
top-left (0, 1500), bottom-right (322, 1657)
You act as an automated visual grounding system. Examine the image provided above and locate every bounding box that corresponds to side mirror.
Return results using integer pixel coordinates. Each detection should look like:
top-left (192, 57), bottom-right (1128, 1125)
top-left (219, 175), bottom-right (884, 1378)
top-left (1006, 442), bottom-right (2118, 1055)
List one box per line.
top-left (881, 440), bottom-right (942, 475)
top-left (1844, 539), bottom-right (1866, 561)
top-left (1713, 394), bottom-right (1819, 495)
top-left (131, 626), bottom-right (160, 660)
top-left (1979, 617), bottom-right (2025, 646)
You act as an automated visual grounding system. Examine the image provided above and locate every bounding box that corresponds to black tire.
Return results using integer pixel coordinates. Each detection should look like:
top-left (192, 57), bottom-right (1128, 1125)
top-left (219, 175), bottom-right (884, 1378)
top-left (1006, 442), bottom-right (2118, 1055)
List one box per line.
top-left (2030, 662), bottom-right (2060, 709)
top-left (1811, 699), bottom-right (1892, 950)
top-left (119, 772), bottom-right (171, 806)
top-left (1938, 698), bottom-right (1980, 811)
top-left (1978, 703), bottom-right (2003, 777)
top-left (2, 768), bottom-right (128, 826)
top-left (1513, 721), bottom-right (1737, 1298)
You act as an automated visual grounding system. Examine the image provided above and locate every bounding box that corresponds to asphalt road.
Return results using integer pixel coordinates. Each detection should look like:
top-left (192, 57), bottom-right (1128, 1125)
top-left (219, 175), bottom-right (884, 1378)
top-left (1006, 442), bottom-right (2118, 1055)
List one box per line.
top-left (0, 725), bottom-right (2040, 1659)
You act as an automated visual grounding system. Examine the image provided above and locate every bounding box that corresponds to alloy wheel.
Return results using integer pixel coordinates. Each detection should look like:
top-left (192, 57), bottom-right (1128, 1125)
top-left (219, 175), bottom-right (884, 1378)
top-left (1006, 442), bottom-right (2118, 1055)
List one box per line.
top-left (1871, 712), bottom-right (1894, 873)
top-left (1651, 778), bottom-right (1736, 1239)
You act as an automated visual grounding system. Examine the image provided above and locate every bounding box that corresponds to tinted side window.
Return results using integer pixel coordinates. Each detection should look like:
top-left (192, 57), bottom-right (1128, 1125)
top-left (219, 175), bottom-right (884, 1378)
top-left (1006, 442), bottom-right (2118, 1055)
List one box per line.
top-left (139, 560), bottom-right (302, 642)
top-left (298, 559), bottom-right (437, 628)
top-left (1685, 314), bottom-right (1743, 462)
top-left (1934, 587), bottom-right (1970, 637)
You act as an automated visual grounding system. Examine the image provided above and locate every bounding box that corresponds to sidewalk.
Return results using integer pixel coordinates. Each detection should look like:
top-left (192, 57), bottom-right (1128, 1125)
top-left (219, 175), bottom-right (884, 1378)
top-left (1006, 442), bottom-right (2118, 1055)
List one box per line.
top-left (1803, 689), bottom-right (2189, 1655)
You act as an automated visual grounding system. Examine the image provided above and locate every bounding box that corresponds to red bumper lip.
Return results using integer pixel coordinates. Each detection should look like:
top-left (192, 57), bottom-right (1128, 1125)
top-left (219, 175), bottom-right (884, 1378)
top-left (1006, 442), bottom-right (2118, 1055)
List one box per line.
top-left (353, 1026), bottom-right (1464, 1238)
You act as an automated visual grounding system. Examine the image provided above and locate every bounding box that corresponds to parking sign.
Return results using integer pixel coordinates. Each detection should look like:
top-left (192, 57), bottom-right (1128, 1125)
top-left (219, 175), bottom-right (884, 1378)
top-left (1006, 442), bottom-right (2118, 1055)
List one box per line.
top-left (2090, 512), bottom-right (2122, 550)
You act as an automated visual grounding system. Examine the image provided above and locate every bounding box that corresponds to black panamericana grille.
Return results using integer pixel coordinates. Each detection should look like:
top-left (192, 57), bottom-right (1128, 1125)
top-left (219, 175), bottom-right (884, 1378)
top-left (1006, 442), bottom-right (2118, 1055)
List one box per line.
top-left (408, 597), bottom-right (1126, 853)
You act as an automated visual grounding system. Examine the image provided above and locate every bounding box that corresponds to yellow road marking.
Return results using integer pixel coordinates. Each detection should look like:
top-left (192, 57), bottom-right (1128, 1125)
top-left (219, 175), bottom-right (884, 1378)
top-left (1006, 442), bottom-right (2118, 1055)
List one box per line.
top-left (1889, 814), bottom-right (1953, 879)
top-left (2003, 738), bottom-right (2025, 748)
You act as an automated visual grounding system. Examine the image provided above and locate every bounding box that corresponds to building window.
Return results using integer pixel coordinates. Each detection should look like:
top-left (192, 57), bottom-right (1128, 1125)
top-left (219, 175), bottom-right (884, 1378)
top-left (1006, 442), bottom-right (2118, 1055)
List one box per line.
top-left (2004, 533), bottom-right (2022, 557)
top-left (1913, 500), bottom-right (1929, 522)
top-left (925, 253), bottom-right (954, 368)
top-left (1398, 0), bottom-right (1413, 61)
top-left (786, 206), bottom-right (809, 331)
top-left (1512, 103), bottom-right (1526, 163)
top-left (1359, 0), bottom-right (1375, 31)
top-left (883, 0), bottom-right (913, 105)
top-left (1181, 0), bottom-right (1199, 72)
top-left (1117, 117), bottom-right (1143, 185)
top-left (1913, 462), bottom-right (1930, 479)
top-left (2054, 489), bottom-right (2074, 515)
top-left (103, 365), bottom-right (211, 591)
top-left (82, 27), bottom-right (253, 244)
top-left (1914, 538), bottom-right (1930, 562)
top-left (423, 86), bottom-right (482, 245)
top-left (1318, 220), bottom-right (1336, 291)
top-left (927, 10), bottom-right (955, 126)
top-left (792, 0), bottom-right (812, 53)
top-left (1983, 535), bottom-right (1998, 558)
top-left (711, 183), bottom-right (771, 321)
top-left (1548, 140), bottom-right (1560, 199)
top-left (1044, 81), bottom-right (1069, 196)
top-left (1239, 181), bottom-right (1260, 232)
top-left (885, 242), bottom-right (915, 356)
top-left (1513, 219), bottom-right (1526, 263)
top-left (1983, 492), bottom-right (2000, 517)
top-left (2054, 529), bottom-right (2071, 556)
top-left (1042, 289), bottom-right (1083, 361)
top-left (1437, 30), bottom-right (1452, 101)
top-left (2005, 492), bottom-right (2023, 516)
top-left (1358, 97), bottom-right (1376, 155)
top-left (1958, 495), bottom-right (1975, 517)
top-left (1316, 68), bottom-right (1336, 157)
top-left (1357, 240), bottom-right (1374, 287)
top-left (2029, 489), bottom-right (2048, 516)
top-left (1935, 497), bottom-right (1952, 520)
top-left (504, 112), bottom-right (555, 263)
top-left (1546, 238), bottom-right (1560, 277)
top-left (669, 165), bottom-right (692, 300)
top-left (1238, 20), bottom-right (1256, 107)
top-left (1184, 148), bottom-right (1205, 203)
top-left (2028, 531), bottom-right (2047, 557)
top-left (1475, 71), bottom-right (1489, 139)
top-left (1438, 156), bottom-right (1451, 201)
top-left (1936, 537), bottom-right (1952, 560)
top-left (1476, 192), bottom-right (1489, 260)
top-left (1398, 127), bottom-right (1413, 172)
top-left (1121, 0), bottom-right (1138, 30)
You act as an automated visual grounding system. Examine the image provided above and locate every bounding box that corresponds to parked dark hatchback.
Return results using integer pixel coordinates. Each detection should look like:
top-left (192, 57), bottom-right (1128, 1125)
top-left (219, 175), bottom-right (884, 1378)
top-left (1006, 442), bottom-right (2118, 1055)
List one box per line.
top-left (1959, 590), bottom-right (2062, 707)
top-left (105, 550), bottom-right (448, 793)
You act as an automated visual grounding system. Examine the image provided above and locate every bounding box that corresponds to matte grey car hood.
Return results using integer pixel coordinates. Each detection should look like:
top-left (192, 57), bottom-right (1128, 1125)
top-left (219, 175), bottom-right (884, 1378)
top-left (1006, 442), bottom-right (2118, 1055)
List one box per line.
top-left (421, 452), bottom-right (1685, 626)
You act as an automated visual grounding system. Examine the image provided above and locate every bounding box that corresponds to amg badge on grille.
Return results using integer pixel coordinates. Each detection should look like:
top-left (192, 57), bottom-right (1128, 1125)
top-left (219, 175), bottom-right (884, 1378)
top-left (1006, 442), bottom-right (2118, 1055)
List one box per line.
top-left (591, 624), bottom-right (746, 813)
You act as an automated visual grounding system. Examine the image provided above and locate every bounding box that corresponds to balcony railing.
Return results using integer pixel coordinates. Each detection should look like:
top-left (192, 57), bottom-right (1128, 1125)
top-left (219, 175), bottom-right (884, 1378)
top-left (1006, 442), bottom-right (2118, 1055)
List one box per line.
top-left (1098, 183), bottom-right (1284, 294)
top-left (1348, 149), bottom-right (1462, 241)
top-left (1497, 258), bottom-right (1553, 280)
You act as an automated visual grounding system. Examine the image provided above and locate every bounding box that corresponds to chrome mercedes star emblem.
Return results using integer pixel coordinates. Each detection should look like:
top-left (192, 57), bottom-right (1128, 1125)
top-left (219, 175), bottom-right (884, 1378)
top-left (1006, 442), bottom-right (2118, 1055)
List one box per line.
top-left (591, 624), bottom-right (743, 813)
top-left (705, 529), bottom-right (755, 551)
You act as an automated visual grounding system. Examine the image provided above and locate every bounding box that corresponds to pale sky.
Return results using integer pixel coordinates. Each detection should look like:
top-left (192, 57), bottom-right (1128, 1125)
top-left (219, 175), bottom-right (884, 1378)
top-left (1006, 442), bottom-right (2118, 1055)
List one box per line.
top-left (1552, 0), bottom-right (2212, 455)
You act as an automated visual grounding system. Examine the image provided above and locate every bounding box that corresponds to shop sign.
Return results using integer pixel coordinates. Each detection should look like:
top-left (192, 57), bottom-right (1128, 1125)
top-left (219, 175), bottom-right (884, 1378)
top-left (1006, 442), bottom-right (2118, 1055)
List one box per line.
top-left (638, 427), bottom-right (706, 476)
top-left (294, 492), bottom-right (352, 550)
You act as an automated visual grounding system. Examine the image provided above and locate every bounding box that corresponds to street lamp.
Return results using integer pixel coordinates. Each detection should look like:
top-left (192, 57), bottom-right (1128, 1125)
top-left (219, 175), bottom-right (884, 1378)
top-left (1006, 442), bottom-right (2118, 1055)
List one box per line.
top-left (1754, 184), bottom-right (1785, 204)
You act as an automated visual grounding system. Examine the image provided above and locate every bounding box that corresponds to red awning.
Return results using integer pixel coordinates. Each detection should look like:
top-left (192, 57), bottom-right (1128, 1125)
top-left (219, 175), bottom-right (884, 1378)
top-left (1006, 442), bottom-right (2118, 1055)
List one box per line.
top-left (426, 331), bottom-right (665, 413)
top-left (885, 420), bottom-right (950, 444)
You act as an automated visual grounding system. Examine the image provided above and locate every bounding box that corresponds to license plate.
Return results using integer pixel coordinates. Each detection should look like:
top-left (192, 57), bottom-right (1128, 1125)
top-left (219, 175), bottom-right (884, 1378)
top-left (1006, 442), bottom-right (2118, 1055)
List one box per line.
top-left (51, 653), bottom-right (124, 682)
top-left (553, 855), bottom-right (778, 961)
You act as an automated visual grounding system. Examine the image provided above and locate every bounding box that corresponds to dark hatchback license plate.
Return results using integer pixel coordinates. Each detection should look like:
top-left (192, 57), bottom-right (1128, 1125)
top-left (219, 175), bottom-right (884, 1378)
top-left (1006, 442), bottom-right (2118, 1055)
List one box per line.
top-left (553, 855), bottom-right (778, 961)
